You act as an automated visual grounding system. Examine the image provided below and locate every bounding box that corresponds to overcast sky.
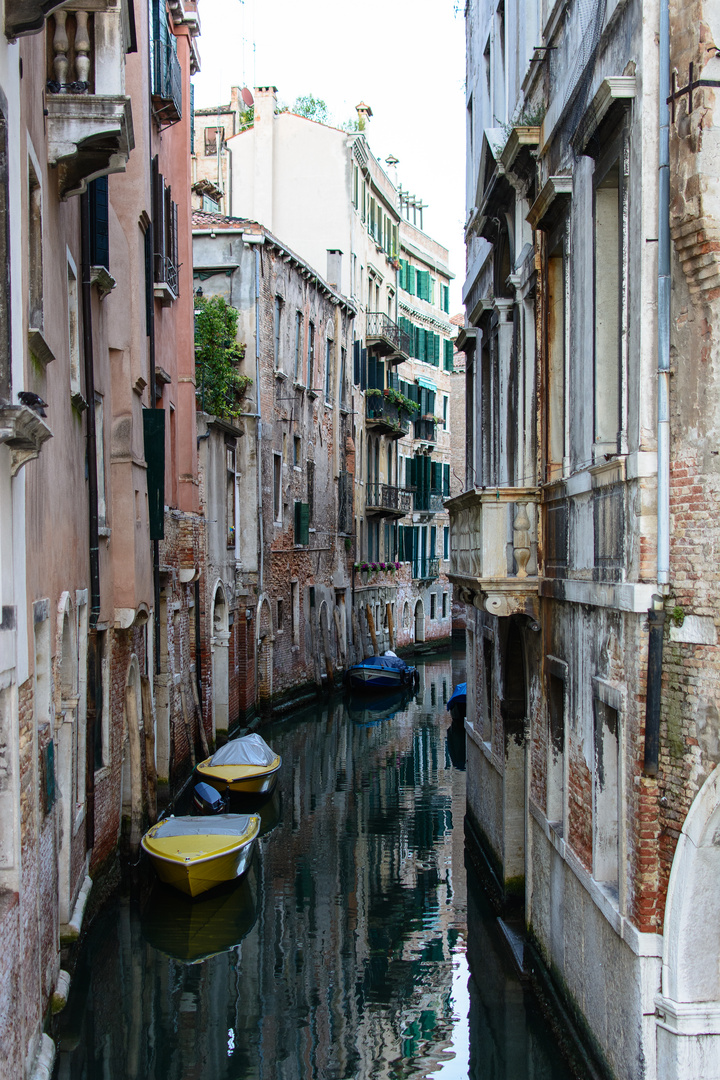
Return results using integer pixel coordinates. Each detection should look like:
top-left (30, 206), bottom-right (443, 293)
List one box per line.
top-left (192, 0), bottom-right (466, 311)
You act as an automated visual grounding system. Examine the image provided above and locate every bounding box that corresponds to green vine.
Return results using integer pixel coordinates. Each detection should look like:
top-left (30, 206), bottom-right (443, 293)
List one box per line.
top-left (194, 295), bottom-right (251, 419)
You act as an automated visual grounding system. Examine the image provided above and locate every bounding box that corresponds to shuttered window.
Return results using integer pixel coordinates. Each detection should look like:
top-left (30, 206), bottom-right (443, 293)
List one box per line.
top-left (294, 501), bottom-right (310, 545)
top-left (89, 177), bottom-right (109, 271)
top-left (444, 338), bottom-right (454, 371)
top-left (443, 463), bottom-right (450, 496)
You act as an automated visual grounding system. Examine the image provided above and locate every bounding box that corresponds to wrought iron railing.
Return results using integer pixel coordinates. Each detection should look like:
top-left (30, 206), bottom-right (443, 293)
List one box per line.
top-left (152, 38), bottom-right (182, 124)
top-left (366, 483), bottom-right (411, 515)
top-left (414, 416), bottom-right (437, 442)
top-left (365, 394), bottom-right (411, 436)
top-left (366, 313), bottom-right (411, 357)
top-left (412, 557), bottom-right (440, 581)
top-left (414, 489), bottom-right (444, 514)
top-left (154, 253), bottom-right (179, 296)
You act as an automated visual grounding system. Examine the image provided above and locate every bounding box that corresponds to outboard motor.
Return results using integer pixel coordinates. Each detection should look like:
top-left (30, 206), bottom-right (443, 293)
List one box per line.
top-left (192, 781), bottom-right (227, 815)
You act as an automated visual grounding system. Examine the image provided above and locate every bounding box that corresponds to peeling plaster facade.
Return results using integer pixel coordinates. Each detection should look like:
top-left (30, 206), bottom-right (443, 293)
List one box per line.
top-left (451, 0), bottom-right (720, 1077)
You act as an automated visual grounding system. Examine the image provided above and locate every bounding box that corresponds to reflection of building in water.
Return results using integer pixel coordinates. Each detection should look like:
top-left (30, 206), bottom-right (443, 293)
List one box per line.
top-left (56, 659), bottom-right (469, 1080)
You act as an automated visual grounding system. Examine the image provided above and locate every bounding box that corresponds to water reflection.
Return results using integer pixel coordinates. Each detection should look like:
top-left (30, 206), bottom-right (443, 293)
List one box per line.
top-left (55, 648), bottom-right (576, 1080)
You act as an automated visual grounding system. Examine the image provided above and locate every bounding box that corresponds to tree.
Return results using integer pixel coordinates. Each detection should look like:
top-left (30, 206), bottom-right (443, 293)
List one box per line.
top-left (194, 295), bottom-right (251, 419)
top-left (292, 95), bottom-right (329, 124)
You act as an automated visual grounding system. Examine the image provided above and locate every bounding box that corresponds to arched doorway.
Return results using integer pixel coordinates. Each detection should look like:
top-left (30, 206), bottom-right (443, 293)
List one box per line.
top-left (657, 765), bottom-right (720, 1075)
top-left (257, 597), bottom-right (274, 710)
top-left (121, 656), bottom-right (143, 851)
top-left (211, 583), bottom-right (230, 740)
top-left (415, 599), bottom-right (425, 643)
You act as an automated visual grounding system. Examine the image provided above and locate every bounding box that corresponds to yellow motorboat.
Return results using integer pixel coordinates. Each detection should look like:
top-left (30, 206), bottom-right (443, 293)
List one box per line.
top-left (141, 814), bottom-right (260, 898)
top-left (195, 733), bottom-right (282, 796)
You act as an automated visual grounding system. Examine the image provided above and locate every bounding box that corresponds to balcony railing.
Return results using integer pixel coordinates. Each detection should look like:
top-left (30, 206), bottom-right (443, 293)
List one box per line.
top-left (447, 487), bottom-right (540, 618)
top-left (152, 36), bottom-right (183, 125)
top-left (45, 4), bottom-right (134, 198)
top-left (414, 416), bottom-right (437, 443)
top-left (365, 313), bottom-right (411, 361)
top-left (154, 253), bottom-right (179, 303)
top-left (414, 489), bottom-right (444, 515)
top-left (365, 394), bottom-right (411, 437)
top-left (366, 483), bottom-right (413, 517)
top-left (412, 557), bottom-right (440, 582)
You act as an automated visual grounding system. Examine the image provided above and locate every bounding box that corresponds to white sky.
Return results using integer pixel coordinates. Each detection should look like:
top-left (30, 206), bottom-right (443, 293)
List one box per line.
top-left (192, 0), bottom-right (467, 312)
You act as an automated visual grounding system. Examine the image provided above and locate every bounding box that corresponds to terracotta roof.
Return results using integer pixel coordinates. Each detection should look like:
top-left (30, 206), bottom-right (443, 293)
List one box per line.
top-left (191, 210), bottom-right (256, 229)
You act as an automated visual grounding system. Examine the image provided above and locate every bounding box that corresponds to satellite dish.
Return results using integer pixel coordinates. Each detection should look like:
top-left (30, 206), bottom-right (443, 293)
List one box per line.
top-left (241, 87), bottom-right (254, 107)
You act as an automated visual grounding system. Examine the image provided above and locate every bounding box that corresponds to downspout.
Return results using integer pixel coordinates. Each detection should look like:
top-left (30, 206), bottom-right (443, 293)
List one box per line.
top-left (645, 0), bottom-right (670, 776)
top-left (147, 218), bottom-right (161, 676)
top-left (254, 244), bottom-right (264, 594)
top-left (80, 189), bottom-right (100, 849)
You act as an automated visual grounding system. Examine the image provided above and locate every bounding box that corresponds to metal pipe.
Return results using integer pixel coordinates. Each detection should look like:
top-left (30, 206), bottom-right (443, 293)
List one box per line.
top-left (146, 218), bottom-right (161, 675)
top-left (254, 244), bottom-right (264, 594)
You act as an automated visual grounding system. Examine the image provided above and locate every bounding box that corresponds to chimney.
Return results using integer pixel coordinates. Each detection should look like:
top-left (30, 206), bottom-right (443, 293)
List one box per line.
top-left (355, 101), bottom-right (373, 131)
top-left (327, 249), bottom-right (343, 290)
top-left (254, 86), bottom-right (278, 229)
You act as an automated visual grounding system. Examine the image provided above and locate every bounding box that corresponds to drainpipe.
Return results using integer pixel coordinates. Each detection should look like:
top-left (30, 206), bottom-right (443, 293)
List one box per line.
top-left (146, 218), bottom-right (161, 675)
top-left (253, 243), bottom-right (264, 594)
top-left (645, 0), bottom-right (670, 775)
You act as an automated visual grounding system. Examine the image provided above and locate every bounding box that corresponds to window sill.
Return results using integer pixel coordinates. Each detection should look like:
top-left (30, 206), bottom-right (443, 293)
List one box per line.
top-left (274, 369), bottom-right (288, 381)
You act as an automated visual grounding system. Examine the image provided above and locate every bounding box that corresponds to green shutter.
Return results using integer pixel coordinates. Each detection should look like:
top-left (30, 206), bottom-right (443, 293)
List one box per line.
top-left (441, 284), bottom-right (449, 313)
top-left (431, 461), bottom-right (442, 492)
top-left (143, 408), bottom-right (165, 540)
top-left (399, 259), bottom-right (407, 290)
top-left (408, 456), bottom-right (417, 490)
top-left (407, 265), bottom-right (416, 295)
top-left (443, 463), bottom-right (450, 496)
top-left (430, 525), bottom-right (437, 559)
top-left (444, 338), bottom-right (454, 371)
top-left (294, 501), bottom-right (309, 545)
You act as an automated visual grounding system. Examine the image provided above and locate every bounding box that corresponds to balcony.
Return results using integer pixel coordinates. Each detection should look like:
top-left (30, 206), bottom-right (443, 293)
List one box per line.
top-left (365, 312), bottom-right (411, 362)
top-left (447, 487), bottom-right (540, 618)
top-left (365, 393), bottom-right (411, 438)
top-left (45, 2), bottom-right (134, 198)
top-left (152, 34), bottom-right (183, 126)
top-left (414, 489), bottom-right (444, 515)
top-left (154, 253), bottom-right (179, 304)
top-left (414, 416), bottom-right (437, 443)
top-left (412, 557), bottom-right (439, 582)
top-left (366, 483), bottom-right (413, 518)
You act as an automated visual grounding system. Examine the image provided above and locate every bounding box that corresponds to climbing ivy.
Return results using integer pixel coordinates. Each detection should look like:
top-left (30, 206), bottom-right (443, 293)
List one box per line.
top-left (194, 295), bottom-right (251, 419)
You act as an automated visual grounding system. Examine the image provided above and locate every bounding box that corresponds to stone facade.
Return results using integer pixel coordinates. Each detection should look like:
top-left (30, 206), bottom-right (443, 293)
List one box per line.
top-left (450, 0), bottom-right (720, 1077)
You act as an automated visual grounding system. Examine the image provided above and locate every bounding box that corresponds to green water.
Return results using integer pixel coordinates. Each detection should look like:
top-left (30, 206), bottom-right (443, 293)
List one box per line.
top-left (54, 646), bottom-right (577, 1079)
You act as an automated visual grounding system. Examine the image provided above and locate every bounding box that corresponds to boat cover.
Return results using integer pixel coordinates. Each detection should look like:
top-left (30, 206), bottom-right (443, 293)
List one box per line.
top-left (357, 654), bottom-right (410, 673)
top-left (152, 815), bottom-right (256, 838)
top-left (210, 734), bottom-right (277, 768)
top-left (446, 683), bottom-right (467, 710)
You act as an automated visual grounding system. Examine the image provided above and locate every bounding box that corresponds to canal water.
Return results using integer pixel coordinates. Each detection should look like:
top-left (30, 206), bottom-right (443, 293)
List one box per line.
top-left (54, 645), bottom-right (577, 1080)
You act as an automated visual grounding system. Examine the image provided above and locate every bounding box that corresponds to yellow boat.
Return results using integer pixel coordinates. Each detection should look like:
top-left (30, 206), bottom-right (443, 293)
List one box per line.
top-left (195, 733), bottom-right (282, 796)
top-left (141, 814), bottom-right (260, 898)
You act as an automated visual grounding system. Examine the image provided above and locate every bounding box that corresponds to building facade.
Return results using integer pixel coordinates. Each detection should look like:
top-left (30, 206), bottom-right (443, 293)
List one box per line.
top-left (192, 87), bottom-right (457, 655)
top-left (0, 0), bottom-right (204, 1074)
top-left (193, 212), bottom-right (356, 717)
top-left (451, 0), bottom-right (720, 1077)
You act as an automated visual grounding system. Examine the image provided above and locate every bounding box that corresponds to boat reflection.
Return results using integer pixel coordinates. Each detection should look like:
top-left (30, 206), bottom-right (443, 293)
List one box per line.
top-left (141, 856), bottom-right (258, 964)
top-left (345, 686), bottom-right (415, 726)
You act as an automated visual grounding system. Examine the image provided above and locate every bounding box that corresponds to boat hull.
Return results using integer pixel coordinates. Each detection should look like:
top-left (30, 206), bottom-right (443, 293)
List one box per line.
top-left (195, 758), bottom-right (281, 796)
top-left (347, 667), bottom-right (405, 691)
top-left (142, 819), bottom-right (260, 898)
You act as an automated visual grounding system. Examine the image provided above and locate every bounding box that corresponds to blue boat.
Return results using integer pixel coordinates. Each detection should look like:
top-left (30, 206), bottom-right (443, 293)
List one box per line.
top-left (346, 652), bottom-right (419, 692)
top-left (446, 682), bottom-right (467, 725)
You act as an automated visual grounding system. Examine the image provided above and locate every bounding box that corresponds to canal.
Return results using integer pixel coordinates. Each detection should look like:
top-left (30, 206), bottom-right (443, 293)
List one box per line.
top-left (54, 645), bottom-right (579, 1080)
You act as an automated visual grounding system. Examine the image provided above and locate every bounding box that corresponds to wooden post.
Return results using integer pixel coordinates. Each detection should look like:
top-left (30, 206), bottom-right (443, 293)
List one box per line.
top-left (386, 602), bottom-right (395, 651)
top-left (191, 677), bottom-right (210, 758)
top-left (366, 603), bottom-right (379, 655)
top-left (180, 686), bottom-right (196, 768)
top-left (140, 676), bottom-right (157, 824)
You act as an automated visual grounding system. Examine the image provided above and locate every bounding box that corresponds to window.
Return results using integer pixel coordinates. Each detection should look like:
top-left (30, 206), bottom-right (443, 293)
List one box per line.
top-left (307, 460), bottom-right (314, 524)
top-left (276, 599), bottom-right (284, 632)
top-left (593, 686), bottom-right (620, 890)
top-left (28, 157), bottom-right (43, 330)
top-left (339, 346), bottom-right (347, 406)
top-left (95, 396), bottom-right (107, 527)
top-left (294, 501), bottom-right (309, 545)
top-left (594, 157), bottom-right (623, 457)
top-left (547, 667), bottom-right (566, 826)
top-left (442, 592), bottom-right (448, 618)
top-left (204, 126), bottom-right (222, 156)
top-left (441, 283), bottom-right (450, 314)
top-left (294, 311), bottom-right (303, 380)
top-left (273, 452), bottom-right (282, 522)
top-left (89, 177), bottom-right (109, 271)
top-left (152, 156), bottom-right (179, 297)
top-left (291, 581), bottom-right (299, 645)
top-left (442, 395), bottom-right (448, 429)
top-left (546, 231), bottom-right (567, 482)
top-left (307, 321), bottom-right (315, 388)
top-left (274, 296), bottom-right (283, 370)
top-left (444, 339), bottom-right (454, 371)
top-left (325, 338), bottom-right (333, 402)
top-left (67, 254), bottom-right (81, 401)
top-left (430, 593), bottom-right (436, 620)
top-left (226, 444), bottom-right (236, 547)
top-left (443, 526), bottom-right (449, 561)
top-left (293, 436), bottom-right (301, 467)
